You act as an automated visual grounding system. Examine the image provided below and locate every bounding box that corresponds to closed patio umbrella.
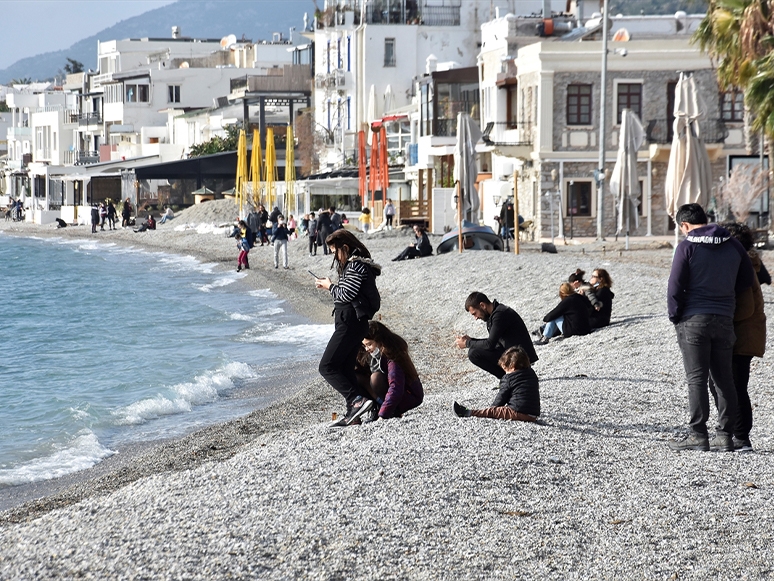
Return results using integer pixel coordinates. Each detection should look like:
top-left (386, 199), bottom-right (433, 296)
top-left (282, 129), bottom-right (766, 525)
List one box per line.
top-left (453, 112), bottom-right (482, 223)
top-left (610, 108), bottom-right (645, 249)
top-left (250, 129), bottom-right (262, 206)
top-left (665, 72), bottom-right (712, 240)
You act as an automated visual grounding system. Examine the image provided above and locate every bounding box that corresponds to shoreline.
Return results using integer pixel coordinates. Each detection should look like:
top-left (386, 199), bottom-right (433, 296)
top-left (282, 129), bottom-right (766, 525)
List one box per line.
top-left (2, 215), bottom-right (773, 578)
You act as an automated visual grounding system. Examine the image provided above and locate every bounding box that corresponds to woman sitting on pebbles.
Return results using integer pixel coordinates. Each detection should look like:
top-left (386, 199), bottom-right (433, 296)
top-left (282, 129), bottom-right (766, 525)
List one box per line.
top-left (535, 282), bottom-right (591, 345)
top-left (356, 320), bottom-right (424, 422)
top-left (587, 268), bottom-right (614, 329)
top-left (453, 346), bottom-right (539, 422)
top-left (314, 229), bottom-right (382, 426)
top-left (568, 268), bottom-right (602, 312)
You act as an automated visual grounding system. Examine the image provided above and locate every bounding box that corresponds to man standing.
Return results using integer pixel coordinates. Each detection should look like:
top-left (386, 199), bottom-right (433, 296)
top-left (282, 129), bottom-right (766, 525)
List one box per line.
top-left (455, 292), bottom-right (538, 379)
top-left (667, 204), bottom-right (754, 452)
top-left (329, 206), bottom-right (342, 231)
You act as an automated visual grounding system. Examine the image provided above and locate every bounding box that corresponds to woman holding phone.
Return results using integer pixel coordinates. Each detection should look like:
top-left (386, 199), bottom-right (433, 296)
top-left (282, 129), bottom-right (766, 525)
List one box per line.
top-left (314, 229), bottom-right (382, 426)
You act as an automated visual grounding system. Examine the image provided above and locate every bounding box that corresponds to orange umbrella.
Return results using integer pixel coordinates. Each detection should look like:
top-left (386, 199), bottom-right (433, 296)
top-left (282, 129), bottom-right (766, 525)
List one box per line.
top-left (379, 125), bottom-right (390, 194)
top-left (358, 130), bottom-right (367, 204)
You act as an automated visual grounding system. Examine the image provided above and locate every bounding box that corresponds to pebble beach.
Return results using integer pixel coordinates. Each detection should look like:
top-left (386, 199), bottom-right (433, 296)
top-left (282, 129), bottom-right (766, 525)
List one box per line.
top-left (1, 201), bottom-right (773, 579)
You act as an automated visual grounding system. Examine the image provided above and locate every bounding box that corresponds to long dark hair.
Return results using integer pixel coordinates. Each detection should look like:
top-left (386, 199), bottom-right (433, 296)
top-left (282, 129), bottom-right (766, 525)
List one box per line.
top-left (365, 320), bottom-right (419, 383)
top-left (326, 229), bottom-right (372, 275)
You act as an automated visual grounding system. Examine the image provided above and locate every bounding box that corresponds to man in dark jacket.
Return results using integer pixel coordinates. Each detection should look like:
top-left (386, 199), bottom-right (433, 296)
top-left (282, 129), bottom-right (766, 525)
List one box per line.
top-left (667, 203), bottom-right (754, 452)
top-left (454, 291), bottom-right (538, 380)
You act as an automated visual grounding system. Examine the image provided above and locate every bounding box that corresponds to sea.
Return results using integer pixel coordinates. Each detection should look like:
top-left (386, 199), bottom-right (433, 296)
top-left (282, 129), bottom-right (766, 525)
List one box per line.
top-left (0, 233), bottom-right (332, 488)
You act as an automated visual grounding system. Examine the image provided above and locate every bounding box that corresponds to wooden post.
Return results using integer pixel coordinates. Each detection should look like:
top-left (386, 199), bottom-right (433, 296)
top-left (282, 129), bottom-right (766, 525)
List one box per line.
top-left (456, 180), bottom-right (463, 253)
top-left (513, 169), bottom-right (519, 255)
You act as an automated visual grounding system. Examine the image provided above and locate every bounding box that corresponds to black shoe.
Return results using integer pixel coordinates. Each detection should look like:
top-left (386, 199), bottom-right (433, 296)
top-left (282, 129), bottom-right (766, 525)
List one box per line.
top-left (236, 267), bottom-right (241, 272)
top-left (362, 404), bottom-right (379, 424)
top-left (668, 433), bottom-right (710, 451)
top-left (534, 336), bottom-right (549, 346)
top-left (344, 396), bottom-right (374, 426)
top-left (453, 401), bottom-right (472, 418)
top-left (710, 434), bottom-right (734, 452)
top-left (733, 436), bottom-right (753, 452)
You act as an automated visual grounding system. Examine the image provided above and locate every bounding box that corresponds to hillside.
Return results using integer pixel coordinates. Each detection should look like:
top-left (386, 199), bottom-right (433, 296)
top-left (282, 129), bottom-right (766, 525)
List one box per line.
top-left (0, 0), bottom-right (312, 84)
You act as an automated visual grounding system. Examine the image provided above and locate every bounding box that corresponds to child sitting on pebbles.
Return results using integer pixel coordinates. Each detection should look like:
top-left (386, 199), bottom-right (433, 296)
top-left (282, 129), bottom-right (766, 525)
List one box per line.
top-left (453, 346), bottom-right (540, 422)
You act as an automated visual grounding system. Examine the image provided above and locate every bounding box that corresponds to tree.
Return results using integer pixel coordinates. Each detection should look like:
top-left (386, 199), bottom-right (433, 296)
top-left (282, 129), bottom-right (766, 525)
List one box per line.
top-left (10, 77), bottom-right (32, 85)
top-left (63, 58), bottom-right (84, 74)
top-left (693, 0), bottom-right (774, 228)
top-left (188, 124), bottom-right (240, 157)
top-left (0, 102), bottom-right (9, 113)
top-left (716, 163), bottom-right (767, 222)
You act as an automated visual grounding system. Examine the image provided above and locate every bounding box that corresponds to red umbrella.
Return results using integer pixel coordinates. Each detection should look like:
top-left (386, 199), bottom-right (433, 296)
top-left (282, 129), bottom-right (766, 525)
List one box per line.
top-left (369, 128), bottom-right (379, 203)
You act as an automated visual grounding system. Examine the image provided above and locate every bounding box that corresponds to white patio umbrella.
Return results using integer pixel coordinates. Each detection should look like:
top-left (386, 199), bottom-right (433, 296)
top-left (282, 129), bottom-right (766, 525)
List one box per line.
top-left (453, 112), bottom-right (482, 224)
top-left (610, 108), bottom-right (645, 249)
top-left (383, 84), bottom-right (395, 114)
top-left (366, 84), bottom-right (377, 145)
top-left (665, 72), bottom-right (712, 242)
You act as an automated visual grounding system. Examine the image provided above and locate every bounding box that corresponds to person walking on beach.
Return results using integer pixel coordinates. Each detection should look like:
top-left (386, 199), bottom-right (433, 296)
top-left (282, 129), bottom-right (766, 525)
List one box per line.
top-left (235, 232), bottom-right (250, 272)
top-left (121, 199), bottom-right (133, 228)
top-left (106, 200), bottom-right (117, 230)
top-left (257, 205), bottom-right (269, 245)
top-left (384, 198), bottom-right (395, 230)
top-left (453, 346), bottom-right (540, 422)
top-left (90, 205), bottom-right (99, 233)
top-left (329, 206), bottom-right (342, 232)
top-left (317, 209), bottom-right (332, 255)
top-left (98, 202), bottom-right (107, 231)
top-left (307, 212), bottom-right (319, 256)
top-left (271, 217), bottom-right (290, 269)
top-left (359, 207), bottom-right (372, 234)
top-left (314, 229), bottom-right (382, 426)
top-left (667, 204), bottom-right (754, 452)
top-left (357, 320), bottom-right (424, 421)
top-left (455, 292), bottom-right (537, 380)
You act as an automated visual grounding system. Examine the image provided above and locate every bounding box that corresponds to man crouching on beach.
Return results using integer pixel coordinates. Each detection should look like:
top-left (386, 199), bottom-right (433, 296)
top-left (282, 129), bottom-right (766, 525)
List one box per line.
top-left (455, 292), bottom-right (538, 380)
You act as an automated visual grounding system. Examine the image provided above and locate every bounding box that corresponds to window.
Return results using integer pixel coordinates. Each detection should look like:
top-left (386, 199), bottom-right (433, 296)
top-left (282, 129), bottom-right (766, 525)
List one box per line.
top-left (567, 181), bottom-right (593, 217)
top-left (384, 38), bottom-right (396, 67)
top-left (567, 84), bottom-right (592, 125)
top-left (124, 84), bottom-right (148, 103)
top-left (721, 91), bottom-right (744, 122)
top-left (506, 84), bottom-right (519, 128)
top-left (168, 85), bottom-right (181, 103)
top-left (617, 83), bottom-right (642, 123)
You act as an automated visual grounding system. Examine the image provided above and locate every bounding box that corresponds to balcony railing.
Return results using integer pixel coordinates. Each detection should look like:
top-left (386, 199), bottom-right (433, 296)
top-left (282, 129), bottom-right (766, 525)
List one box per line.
top-left (79, 113), bottom-right (102, 127)
top-left (318, 3), bottom-right (460, 27)
top-left (646, 118), bottom-right (729, 145)
top-left (482, 122), bottom-right (534, 146)
top-left (64, 150), bottom-right (100, 166)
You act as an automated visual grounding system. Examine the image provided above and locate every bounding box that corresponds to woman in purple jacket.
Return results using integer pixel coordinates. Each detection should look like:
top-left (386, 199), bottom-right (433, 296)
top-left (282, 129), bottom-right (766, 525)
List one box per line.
top-left (359, 321), bottom-right (424, 421)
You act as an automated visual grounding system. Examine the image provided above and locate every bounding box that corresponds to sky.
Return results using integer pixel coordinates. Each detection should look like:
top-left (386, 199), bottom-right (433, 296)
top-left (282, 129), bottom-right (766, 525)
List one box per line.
top-left (0, 0), bottom-right (177, 69)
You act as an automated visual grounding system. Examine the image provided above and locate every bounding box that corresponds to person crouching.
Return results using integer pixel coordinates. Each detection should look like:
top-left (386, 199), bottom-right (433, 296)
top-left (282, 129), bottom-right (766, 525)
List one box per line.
top-left (453, 345), bottom-right (540, 422)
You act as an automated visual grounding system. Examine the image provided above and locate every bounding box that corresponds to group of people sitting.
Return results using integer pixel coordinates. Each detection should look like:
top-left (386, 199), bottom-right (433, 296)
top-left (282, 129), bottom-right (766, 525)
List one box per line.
top-left (532, 268), bottom-right (615, 345)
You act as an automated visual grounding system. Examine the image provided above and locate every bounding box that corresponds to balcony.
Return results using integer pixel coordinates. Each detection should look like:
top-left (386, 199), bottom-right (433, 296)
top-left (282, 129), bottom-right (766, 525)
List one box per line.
top-left (480, 121), bottom-right (534, 159)
top-left (64, 150), bottom-right (100, 166)
top-left (317, 3), bottom-right (459, 27)
top-left (8, 126), bottom-right (32, 139)
top-left (646, 118), bottom-right (729, 145)
top-left (646, 118), bottom-right (729, 163)
top-left (79, 113), bottom-right (102, 127)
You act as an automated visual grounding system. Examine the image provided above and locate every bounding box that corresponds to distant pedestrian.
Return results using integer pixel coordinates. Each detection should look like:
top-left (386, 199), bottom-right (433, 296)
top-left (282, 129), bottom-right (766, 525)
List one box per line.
top-left (235, 233), bottom-right (250, 272)
top-left (106, 201), bottom-right (117, 230)
top-left (384, 198), bottom-right (395, 230)
top-left (90, 205), bottom-right (99, 233)
top-left (99, 202), bottom-right (107, 230)
top-left (317, 209), bottom-right (332, 255)
top-left (330, 206), bottom-right (342, 231)
top-left (307, 212), bottom-right (318, 256)
top-left (360, 207), bottom-right (371, 234)
top-left (121, 199), bottom-right (132, 228)
top-left (271, 217), bottom-right (290, 269)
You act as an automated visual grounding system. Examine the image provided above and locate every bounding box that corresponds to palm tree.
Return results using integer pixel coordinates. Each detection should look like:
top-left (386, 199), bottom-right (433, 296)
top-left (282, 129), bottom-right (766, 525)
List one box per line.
top-left (693, 0), bottom-right (774, 227)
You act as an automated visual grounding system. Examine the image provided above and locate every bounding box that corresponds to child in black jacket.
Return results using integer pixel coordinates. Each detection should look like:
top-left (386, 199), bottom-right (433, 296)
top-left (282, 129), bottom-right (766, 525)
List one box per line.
top-left (453, 346), bottom-right (540, 422)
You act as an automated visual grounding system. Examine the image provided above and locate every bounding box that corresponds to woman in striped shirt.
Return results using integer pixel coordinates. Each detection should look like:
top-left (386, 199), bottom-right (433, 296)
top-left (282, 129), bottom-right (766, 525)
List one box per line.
top-left (314, 229), bottom-right (382, 426)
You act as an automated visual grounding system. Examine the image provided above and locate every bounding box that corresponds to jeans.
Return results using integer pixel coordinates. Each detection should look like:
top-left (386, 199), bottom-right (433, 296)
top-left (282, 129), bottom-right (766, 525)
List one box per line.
top-left (319, 307), bottom-right (370, 405)
top-left (273, 239), bottom-right (288, 268)
top-left (709, 354), bottom-right (754, 440)
top-left (543, 316), bottom-right (564, 339)
top-left (472, 406), bottom-right (537, 422)
top-left (676, 314), bottom-right (738, 436)
top-left (468, 346), bottom-right (505, 379)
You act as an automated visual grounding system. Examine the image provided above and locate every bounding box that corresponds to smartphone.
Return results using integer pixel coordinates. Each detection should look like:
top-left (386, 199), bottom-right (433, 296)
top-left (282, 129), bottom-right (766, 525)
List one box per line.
top-left (308, 270), bottom-right (322, 278)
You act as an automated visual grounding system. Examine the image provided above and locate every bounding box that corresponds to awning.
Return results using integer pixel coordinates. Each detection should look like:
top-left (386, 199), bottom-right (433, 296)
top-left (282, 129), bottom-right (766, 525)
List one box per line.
top-left (134, 151), bottom-right (238, 182)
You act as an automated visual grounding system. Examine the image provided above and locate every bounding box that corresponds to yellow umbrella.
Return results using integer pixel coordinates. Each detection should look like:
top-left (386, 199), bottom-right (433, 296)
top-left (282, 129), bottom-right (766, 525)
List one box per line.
top-left (235, 129), bottom-right (248, 215)
top-left (264, 127), bottom-right (277, 209)
top-left (250, 129), bottom-right (262, 206)
top-left (285, 124), bottom-right (296, 215)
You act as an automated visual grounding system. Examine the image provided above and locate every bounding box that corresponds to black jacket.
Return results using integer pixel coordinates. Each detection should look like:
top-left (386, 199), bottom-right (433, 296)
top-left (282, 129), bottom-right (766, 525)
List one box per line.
top-left (467, 301), bottom-right (538, 364)
top-left (416, 232), bottom-right (433, 257)
top-left (492, 367), bottom-right (540, 416)
top-left (543, 294), bottom-right (591, 337)
top-left (589, 286), bottom-right (614, 329)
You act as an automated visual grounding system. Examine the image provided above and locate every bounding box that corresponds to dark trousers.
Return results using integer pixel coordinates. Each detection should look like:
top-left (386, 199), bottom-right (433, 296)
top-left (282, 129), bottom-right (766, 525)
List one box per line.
top-left (709, 354), bottom-right (754, 440)
top-left (319, 307), bottom-right (369, 405)
top-left (676, 314), bottom-right (738, 436)
top-left (394, 246), bottom-right (421, 261)
top-left (308, 236), bottom-right (317, 255)
top-left (472, 407), bottom-right (537, 422)
top-left (468, 346), bottom-right (506, 380)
